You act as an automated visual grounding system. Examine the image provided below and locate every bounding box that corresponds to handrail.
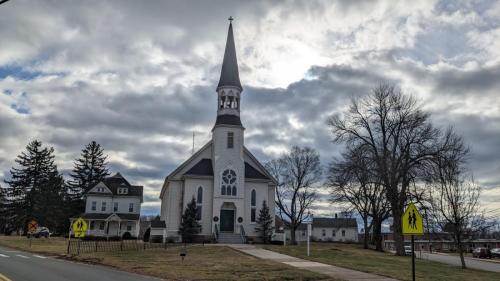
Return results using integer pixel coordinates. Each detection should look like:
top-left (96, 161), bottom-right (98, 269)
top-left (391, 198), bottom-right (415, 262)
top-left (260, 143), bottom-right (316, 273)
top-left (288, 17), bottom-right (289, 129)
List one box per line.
top-left (214, 224), bottom-right (219, 242)
top-left (239, 225), bottom-right (246, 244)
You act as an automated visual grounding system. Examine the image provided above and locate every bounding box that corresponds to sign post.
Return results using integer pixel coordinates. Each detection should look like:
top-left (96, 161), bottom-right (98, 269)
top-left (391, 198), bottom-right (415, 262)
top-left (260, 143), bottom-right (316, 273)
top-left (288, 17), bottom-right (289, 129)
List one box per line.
top-left (402, 203), bottom-right (424, 281)
top-left (27, 220), bottom-right (38, 248)
top-left (307, 223), bottom-right (312, 257)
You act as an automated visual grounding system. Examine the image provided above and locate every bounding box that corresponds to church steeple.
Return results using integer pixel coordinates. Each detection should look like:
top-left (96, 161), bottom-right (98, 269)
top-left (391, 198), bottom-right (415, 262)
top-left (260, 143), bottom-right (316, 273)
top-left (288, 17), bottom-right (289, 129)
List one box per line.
top-left (217, 17), bottom-right (242, 91)
top-left (214, 17), bottom-right (243, 128)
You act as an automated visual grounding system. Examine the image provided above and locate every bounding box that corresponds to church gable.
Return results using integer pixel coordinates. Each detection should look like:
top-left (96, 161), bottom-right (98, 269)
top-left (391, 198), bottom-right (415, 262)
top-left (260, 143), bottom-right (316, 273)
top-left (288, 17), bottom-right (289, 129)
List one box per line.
top-left (243, 147), bottom-right (277, 184)
top-left (184, 159), bottom-right (213, 176)
top-left (165, 141), bottom-right (213, 181)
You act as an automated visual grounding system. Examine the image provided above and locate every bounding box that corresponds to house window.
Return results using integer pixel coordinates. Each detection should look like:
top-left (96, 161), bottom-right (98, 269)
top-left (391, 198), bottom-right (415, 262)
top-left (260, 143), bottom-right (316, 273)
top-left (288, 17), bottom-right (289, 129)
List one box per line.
top-left (113, 202), bottom-right (118, 212)
top-left (99, 222), bottom-right (105, 230)
top-left (221, 169), bottom-right (237, 196)
top-left (101, 202), bottom-right (107, 212)
top-left (129, 203), bottom-right (134, 213)
top-left (342, 230), bottom-right (346, 237)
top-left (196, 186), bottom-right (202, 221)
top-left (227, 132), bottom-right (234, 148)
top-left (302, 230), bottom-right (306, 237)
top-left (90, 221), bottom-right (95, 230)
top-left (251, 190), bottom-right (256, 222)
top-left (322, 229), bottom-right (326, 236)
top-left (127, 225), bottom-right (132, 231)
top-left (332, 230), bottom-right (336, 237)
top-left (91, 201), bottom-right (97, 211)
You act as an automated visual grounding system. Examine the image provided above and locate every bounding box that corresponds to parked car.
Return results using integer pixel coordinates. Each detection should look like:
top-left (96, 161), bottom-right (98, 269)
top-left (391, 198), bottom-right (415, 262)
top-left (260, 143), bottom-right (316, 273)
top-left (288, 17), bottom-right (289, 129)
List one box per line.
top-left (404, 245), bottom-right (413, 256)
top-left (491, 248), bottom-right (500, 258)
top-left (472, 247), bottom-right (492, 259)
top-left (33, 227), bottom-right (50, 238)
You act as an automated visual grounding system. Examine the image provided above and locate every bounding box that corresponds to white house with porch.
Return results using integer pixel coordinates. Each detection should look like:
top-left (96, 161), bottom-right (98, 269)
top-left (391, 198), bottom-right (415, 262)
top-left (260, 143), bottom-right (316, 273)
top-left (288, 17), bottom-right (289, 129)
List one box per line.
top-left (73, 173), bottom-right (143, 238)
top-left (159, 19), bottom-right (277, 243)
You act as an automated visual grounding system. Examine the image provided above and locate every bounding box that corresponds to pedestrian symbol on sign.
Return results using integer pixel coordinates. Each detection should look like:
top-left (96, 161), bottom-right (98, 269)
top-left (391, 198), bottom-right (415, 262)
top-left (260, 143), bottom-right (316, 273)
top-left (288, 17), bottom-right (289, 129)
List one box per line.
top-left (402, 203), bottom-right (423, 235)
top-left (71, 218), bottom-right (88, 238)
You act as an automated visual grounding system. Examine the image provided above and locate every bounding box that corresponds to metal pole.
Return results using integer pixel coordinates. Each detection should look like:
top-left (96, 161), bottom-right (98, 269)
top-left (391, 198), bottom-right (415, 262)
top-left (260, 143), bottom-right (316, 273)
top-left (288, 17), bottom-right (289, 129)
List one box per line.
top-left (307, 223), bottom-right (311, 257)
top-left (411, 235), bottom-right (415, 281)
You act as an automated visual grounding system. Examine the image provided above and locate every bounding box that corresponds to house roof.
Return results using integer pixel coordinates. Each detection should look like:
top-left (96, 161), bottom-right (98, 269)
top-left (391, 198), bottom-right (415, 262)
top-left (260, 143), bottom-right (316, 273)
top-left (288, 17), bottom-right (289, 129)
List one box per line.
top-left (217, 21), bottom-right (242, 91)
top-left (313, 217), bottom-right (358, 228)
top-left (88, 173), bottom-right (143, 200)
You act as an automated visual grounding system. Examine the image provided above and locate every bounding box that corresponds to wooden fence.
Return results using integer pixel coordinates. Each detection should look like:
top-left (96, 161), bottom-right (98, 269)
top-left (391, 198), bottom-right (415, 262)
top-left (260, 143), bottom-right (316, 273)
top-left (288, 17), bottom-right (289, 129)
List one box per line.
top-left (67, 239), bottom-right (168, 255)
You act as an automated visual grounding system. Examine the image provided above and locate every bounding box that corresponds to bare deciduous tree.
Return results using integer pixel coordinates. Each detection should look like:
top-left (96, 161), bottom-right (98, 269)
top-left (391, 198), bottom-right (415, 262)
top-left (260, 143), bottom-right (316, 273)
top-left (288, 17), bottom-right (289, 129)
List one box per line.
top-left (266, 146), bottom-right (321, 245)
top-left (328, 85), bottom-right (444, 255)
top-left (328, 145), bottom-right (390, 250)
top-left (426, 130), bottom-right (489, 268)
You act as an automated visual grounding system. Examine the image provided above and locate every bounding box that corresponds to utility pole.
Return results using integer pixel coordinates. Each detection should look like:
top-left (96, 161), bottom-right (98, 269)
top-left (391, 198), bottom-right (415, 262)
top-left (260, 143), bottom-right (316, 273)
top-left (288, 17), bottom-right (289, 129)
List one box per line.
top-left (192, 131), bottom-right (195, 155)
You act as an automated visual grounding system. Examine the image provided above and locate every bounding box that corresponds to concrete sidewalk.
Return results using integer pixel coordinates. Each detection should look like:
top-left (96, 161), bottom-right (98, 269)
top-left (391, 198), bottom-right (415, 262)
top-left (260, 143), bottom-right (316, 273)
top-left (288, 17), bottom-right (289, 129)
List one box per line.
top-left (229, 244), bottom-right (398, 281)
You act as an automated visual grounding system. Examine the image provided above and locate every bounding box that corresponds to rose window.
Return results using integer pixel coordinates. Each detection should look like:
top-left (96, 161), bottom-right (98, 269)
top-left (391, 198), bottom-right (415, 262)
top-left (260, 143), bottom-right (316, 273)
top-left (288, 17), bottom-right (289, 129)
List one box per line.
top-left (221, 169), bottom-right (237, 196)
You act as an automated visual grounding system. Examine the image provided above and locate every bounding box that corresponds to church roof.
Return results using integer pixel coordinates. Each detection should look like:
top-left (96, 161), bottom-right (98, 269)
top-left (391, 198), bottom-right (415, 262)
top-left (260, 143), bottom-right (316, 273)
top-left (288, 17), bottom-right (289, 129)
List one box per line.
top-left (182, 158), bottom-right (271, 180)
top-left (215, 114), bottom-right (243, 127)
top-left (184, 158), bottom-right (213, 176)
top-left (245, 162), bottom-right (269, 179)
top-left (217, 21), bottom-right (242, 91)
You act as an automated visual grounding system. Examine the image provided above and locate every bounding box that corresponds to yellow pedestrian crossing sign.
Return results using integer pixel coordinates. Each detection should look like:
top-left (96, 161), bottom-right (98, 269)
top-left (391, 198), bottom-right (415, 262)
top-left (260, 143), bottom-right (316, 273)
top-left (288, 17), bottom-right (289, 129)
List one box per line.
top-left (402, 203), bottom-right (424, 235)
top-left (72, 218), bottom-right (88, 238)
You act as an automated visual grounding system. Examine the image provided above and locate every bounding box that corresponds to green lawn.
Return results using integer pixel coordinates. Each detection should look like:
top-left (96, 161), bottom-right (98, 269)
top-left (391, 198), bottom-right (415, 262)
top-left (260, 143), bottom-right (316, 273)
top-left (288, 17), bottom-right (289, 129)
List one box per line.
top-left (262, 243), bottom-right (499, 281)
top-left (0, 236), bottom-right (328, 280)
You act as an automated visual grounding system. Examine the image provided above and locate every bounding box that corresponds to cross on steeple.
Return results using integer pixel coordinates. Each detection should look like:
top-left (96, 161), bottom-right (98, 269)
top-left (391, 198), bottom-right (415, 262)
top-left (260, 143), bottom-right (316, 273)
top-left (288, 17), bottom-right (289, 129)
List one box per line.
top-left (228, 16), bottom-right (234, 23)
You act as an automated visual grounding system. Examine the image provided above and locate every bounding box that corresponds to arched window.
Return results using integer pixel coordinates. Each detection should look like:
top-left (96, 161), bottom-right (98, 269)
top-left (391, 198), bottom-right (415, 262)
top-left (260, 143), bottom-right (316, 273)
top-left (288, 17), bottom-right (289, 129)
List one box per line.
top-left (251, 189), bottom-right (256, 222)
top-left (197, 186), bottom-right (203, 204)
top-left (196, 186), bottom-right (202, 220)
top-left (221, 169), bottom-right (237, 196)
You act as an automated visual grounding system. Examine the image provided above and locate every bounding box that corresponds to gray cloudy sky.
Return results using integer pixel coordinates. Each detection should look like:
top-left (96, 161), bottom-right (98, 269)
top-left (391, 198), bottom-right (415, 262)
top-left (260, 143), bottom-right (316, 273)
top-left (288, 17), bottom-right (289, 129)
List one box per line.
top-left (1, 0), bottom-right (500, 216)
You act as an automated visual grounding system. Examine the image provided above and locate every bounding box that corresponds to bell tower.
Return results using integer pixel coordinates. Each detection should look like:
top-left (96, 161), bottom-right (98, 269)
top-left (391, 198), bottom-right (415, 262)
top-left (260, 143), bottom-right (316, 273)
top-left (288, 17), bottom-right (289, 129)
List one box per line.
top-left (212, 17), bottom-right (245, 221)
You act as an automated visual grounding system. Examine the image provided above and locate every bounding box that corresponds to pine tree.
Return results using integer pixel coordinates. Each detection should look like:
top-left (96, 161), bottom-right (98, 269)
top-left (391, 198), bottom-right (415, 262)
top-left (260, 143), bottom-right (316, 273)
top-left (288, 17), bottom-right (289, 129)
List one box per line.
top-left (3, 140), bottom-right (64, 234)
top-left (67, 141), bottom-right (109, 213)
top-left (255, 200), bottom-right (274, 244)
top-left (179, 197), bottom-right (201, 243)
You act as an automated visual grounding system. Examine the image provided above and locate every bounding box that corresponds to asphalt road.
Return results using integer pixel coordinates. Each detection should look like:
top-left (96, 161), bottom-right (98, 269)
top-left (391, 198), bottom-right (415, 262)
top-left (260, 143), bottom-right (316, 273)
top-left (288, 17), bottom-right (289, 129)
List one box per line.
top-left (421, 252), bottom-right (500, 272)
top-left (0, 246), bottom-right (161, 281)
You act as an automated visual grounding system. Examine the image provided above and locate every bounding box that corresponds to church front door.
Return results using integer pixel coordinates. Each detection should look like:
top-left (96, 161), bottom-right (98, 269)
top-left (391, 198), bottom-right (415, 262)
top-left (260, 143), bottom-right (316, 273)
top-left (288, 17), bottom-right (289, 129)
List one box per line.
top-left (220, 209), bottom-right (235, 232)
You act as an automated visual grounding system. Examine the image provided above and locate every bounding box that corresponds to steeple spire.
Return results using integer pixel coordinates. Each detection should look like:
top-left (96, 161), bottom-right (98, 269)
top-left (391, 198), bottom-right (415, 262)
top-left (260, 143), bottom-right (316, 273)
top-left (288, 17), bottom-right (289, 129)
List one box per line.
top-left (217, 17), bottom-right (242, 91)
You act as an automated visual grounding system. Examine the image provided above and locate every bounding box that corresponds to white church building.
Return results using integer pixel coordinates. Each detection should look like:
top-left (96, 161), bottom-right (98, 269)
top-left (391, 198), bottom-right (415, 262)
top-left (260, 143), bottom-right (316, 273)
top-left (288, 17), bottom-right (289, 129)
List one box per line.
top-left (159, 20), bottom-right (277, 243)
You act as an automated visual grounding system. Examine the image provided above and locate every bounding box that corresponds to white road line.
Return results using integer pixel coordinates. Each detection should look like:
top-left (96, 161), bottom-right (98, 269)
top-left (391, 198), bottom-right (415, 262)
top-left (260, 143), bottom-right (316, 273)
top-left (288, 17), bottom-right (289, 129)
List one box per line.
top-left (33, 255), bottom-right (47, 259)
top-left (0, 254), bottom-right (9, 258)
top-left (15, 254), bottom-right (29, 259)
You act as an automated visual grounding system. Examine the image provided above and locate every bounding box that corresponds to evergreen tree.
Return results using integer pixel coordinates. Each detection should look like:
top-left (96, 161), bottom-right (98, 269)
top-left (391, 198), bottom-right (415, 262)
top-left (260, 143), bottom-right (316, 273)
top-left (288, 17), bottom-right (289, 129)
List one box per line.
top-left (179, 197), bottom-right (201, 243)
top-left (3, 140), bottom-right (65, 234)
top-left (255, 200), bottom-right (274, 244)
top-left (67, 141), bottom-right (109, 212)
top-left (65, 141), bottom-right (109, 231)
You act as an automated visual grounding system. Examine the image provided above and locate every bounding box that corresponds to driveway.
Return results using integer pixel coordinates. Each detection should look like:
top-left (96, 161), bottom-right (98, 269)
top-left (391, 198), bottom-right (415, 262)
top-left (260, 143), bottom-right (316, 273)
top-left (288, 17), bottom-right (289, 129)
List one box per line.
top-left (421, 252), bottom-right (500, 272)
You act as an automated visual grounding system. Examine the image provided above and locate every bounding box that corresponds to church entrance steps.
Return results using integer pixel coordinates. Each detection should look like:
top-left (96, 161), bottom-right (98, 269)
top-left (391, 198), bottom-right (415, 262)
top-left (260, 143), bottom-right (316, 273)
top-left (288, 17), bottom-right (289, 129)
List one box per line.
top-left (217, 232), bottom-right (244, 244)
